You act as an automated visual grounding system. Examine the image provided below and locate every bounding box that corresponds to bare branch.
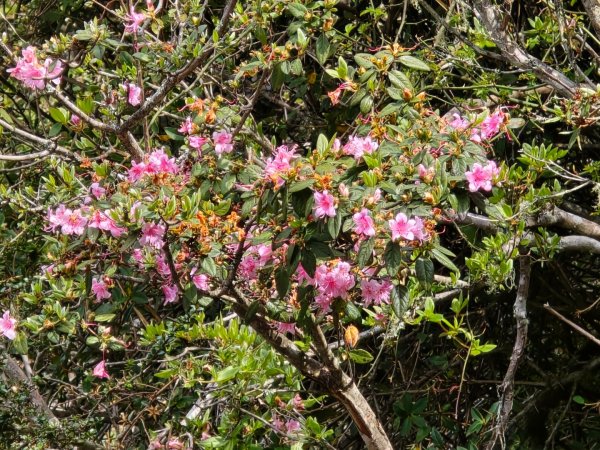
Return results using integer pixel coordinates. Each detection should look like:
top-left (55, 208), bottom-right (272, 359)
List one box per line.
top-left (544, 303), bottom-right (600, 347)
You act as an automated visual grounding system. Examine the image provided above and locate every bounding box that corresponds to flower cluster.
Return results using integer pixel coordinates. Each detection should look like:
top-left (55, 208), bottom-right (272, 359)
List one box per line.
top-left (448, 110), bottom-right (506, 143)
top-left (128, 149), bottom-right (179, 182)
top-left (124, 7), bottom-right (146, 34)
top-left (264, 144), bottom-right (298, 187)
top-left (352, 208), bottom-right (376, 237)
top-left (313, 191), bottom-right (336, 219)
top-left (360, 278), bottom-right (393, 307)
top-left (0, 310), bottom-right (17, 340)
top-left (298, 261), bottom-right (356, 313)
top-left (7, 46), bottom-right (63, 90)
top-left (388, 213), bottom-right (429, 242)
top-left (47, 205), bottom-right (125, 237)
top-left (342, 135), bottom-right (379, 160)
top-left (465, 160), bottom-right (500, 192)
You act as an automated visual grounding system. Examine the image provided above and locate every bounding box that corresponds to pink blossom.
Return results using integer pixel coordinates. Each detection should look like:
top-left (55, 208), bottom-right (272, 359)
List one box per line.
top-left (295, 264), bottom-right (315, 286)
top-left (167, 438), bottom-right (184, 450)
top-left (353, 208), bottom-right (376, 237)
top-left (342, 136), bottom-right (379, 160)
top-left (125, 83), bottom-right (142, 106)
top-left (360, 278), bottom-right (392, 307)
top-left (479, 110), bottom-right (505, 140)
top-left (273, 415), bottom-right (285, 432)
top-left (139, 222), bottom-right (165, 248)
top-left (155, 254), bottom-right (171, 278)
top-left (212, 131), bottom-right (234, 155)
top-left (92, 278), bottom-right (111, 302)
top-left (465, 161), bottom-right (499, 192)
top-left (192, 273), bottom-right (210, 291)
top-left (276, 322), bottom-right (296, 335)
top-left (239, 256), bottom-right (260, 280)
top-left (314, 261), bottom-right (355, 308)
top-left (292, 394), bottom-right (304, 410)
top-left (411, 216), bottom-right (429, 241)
top-left (313, 190), bottom-right (336, 219)
top-left (93, 360), bottom-right (110, 379)
top-left (388, 213), bottom-right (415, 241)
top-left (124, 7), bottom-right (146, 34)
top-left (90, 183), bottom-right (106, 199)
top-left (338, 183), bottom-right (349, 198)
top-left (448, 113), bottom-right (469, 131)
top-left (264, 145), bottom-right (297, 186)
top-left (178, 117), bottom-right (195, 135)
top-left (189, 135), bottom-right (208, 152)
top-left (71, 114), bottom-right (82, 126)
top-left (147, 149), bottom-right (178, 174)
top-left (88, 210), bottom-right (126, 237)
top-left (0, 310), bottom-right (17, 340)
top-left (128, 160), bottom-right (147, 182)
top-left (7, 46), bottom-right (63, 90)
top-left (132, 248), bottom-right (144, 263)
top-left (418, 164), bottom-right (434, 182)
top-left (285, 419), bottom-right (301, 434)
top-left (60, 208), bottom-right (88, 235)
top-left (162, 284), bottom-right (179, 304)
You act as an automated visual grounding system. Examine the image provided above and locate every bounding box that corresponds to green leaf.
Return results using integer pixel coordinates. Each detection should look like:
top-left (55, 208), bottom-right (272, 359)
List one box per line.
top-left (327, 212), bottom-right (343, 239)
top-left (348, 348), bottom-right (374, 364)
top-left (431, 247), bottom-right (459, 273)
top-left (338, 56), bottom-right (348, 79)
top-left (345, 302), bottom-right (362, 321)
top-left (95, 314), bottom-right (116, 322)
top-left (573, 395), bottom-right (586, 405)
top-left (384, 241), bottom-right (402, 276)
top-left (154, 368), bottom-right (177, 379)
top-left (360, 95), bottom-right (373, 114)
top-left (357, 238), bottom-right (374, 268)
top-left (354, 53), bottom-right (375, 69)
top-left (415, 258), bottom-right (434, 288)
top-left (49, 107), bottom-right (68, 124)
top-left (164, 127), bottom-right (185, 141)
top-left (275, 267), bottom-right (290, 298)
top-left (287, 2), bottom-right (308, 18)
top-left (399, 55), bottom-right (431, 71)
top-left (289, 179), bottom-right (315, 192)
top-left (213, 199), bottom-right (231, 216)
top-left (388, 70), bottom-right (413, 91)
top-left (391, 285), bottom-right (409, 318)
top-left (316, 34), bottom-right (331, 65)
top-left (300, 249), bottom-right (317, 277)
top-left (214, 366), bottom-right (239, 382)
top-left (11, 332), bottom-right (28, 355)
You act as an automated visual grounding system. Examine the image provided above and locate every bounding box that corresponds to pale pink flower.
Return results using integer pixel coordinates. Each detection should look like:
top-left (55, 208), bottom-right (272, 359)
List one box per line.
top-left (90, 183), bottom-right (106, 199)
top-left (167, 438), bottom-right (184, 450)
top-left (313, 190), bottom-right (336, 219)
top-left (239, 256), bottom-right (260, 280)
top-left (124, 7), bottom-right (146, 34)
top-left (353, 208), bottom-right (376, 237)
top-left (155, 254), bottom-right (171, 278)
top-left (128, 160), bottom-right (147, 182)
top-left (178, 117), bottom-right (195, 135)
top-left (343, 136), bottom-right (379, 160)
top-left (147, 148), bottom-right (178, 174)
top-left (292, 394), bottom-right (304, 410)
top-left (295, 264), bottom-right (315, 286)
top-left (417, 164), bottom-right (434, 182)
top-left (139, 222), bottom-right (165, 248)
top-left (192, 273), bottom-right (209, 291)
top-left (125, 83), bottom-right (142, 106)
top-left (92, 278), bottom-right (111, 302)
top-left (88, 210), bottom-right (126, 237)
top-left (189, 135), bottom-right (208, 151)
top-left (465, 161), bottom-right (499, 192)
top-left (448, 113), bottom-right (469, 131)
top-left (212, 131), bottom-right (234, 155)
top-left (93, 360), bottom-right (110, 379)
top-left (360, 278), bottom-right (392, 307)
top-left (388, 213), bottom-right (415, 241)
top-left (411, 216), bottom-right (429, 241)
top-left (264, 144), bottom-right (297, 186)
top-left (162, 284), bottom-right (179, 304)
top-left (70, 114), bottom-right (82, 126)
top-left (61, 208), bottom-right (88, 235)
top-left (132, 248), bottom-right (144, 263)
top-left (338, 183), bottom-right (349, 198)
top-left (0, 310), bottom-right (17, 340)
top-left (285, 419), bottom-right (301, 434)
top-left (7, 46), bottom-right (62, 90)
top-left (314, 261), bottom-right (355, 305)
top-left (276, 322), bottom-right (296, 335)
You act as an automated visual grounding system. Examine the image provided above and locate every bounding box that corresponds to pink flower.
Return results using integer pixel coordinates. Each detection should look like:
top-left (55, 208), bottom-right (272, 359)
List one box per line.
top-left (295, 264), bottom-right (315, 286)
top-left (139, 222), bottom-right (165, 248)
top-left (124, 7), bottom-right (146, 34)
top-left (92, 278), bottom-right (111, 302)
top-left (353, 208), bottom-right (376, 237)
top-left (388, 213), bottom-right (415, 241)
top-left (167, 438), bottom-right (184, 450)
top-left (479, 110), bottom-right (505, 140)
top-left (264, 144), bottom-right (297, 186)
top-left (465, 161), bottom-right (499, 192)
top-left (47, 205), bottom-right (88, 235)
top-left (178, 117), bottom-right (195, 135)
top-left (128, 160), bottom-right (147, 182)
top-left (314, 261), bottom-right (355, 307)
top-left (292, 394), bottom-right (304, 410)
top-left (88, 210), bottom-right (126, 237)
top-left (132, 248), bottom-right (144, 263)
top-left (212, 131), bottom-right (234, 155)
top-left (93, 360), bottom-right (110, 379)
top-left (125, 83), bottom-right (142, 106)
top-left (276, 322), bottom-right (296, 335)
top-left (342, 136), bottom-right (379, 160)
top-left (7, 46), bottom-right (62, 90)
top-left (285, 419), bottom-right (301, 434)
top-left (162, 284), bottom-right (179, 304)
top-left (189, 135), bottom-right (208, 151)
top-left (90, 183), bottom-right (106, 199)
top-left (192, 273), bottom-right (210, 291)
top-left (411, 216), bottom-right (429, 241)
top-left (0, 311), bottom-right (17, 340)
top-left (239, 256), bottom-right (260, 280)
top-left (155, 254), bottom-right (171, 278)
top-left (448, 113), bottom-right (469, 131)
top-left (360, 278), bottom-right (392, 307)
top-left (71, 114), bottom-right (82, 126)
top-left (147, 148), bottom-right (178, 174)
top-left (313, 190), bottom-right (336, 219)
top-left (417, 164), bottom-right (434, 183)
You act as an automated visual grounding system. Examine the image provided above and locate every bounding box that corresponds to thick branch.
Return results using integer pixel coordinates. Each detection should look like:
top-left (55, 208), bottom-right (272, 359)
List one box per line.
top-left (582, 0), bottom-right (600, 39)
top-left (472, 0), bottom-right (579, 97)
top-left (530, 206), bottom-right (600, 239)
top-left (485, 254), bottom-right (532, 450)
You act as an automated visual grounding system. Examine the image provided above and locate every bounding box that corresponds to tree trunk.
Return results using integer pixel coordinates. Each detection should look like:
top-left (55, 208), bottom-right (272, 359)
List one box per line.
top-left (333, 374), bottom-right (394, 450)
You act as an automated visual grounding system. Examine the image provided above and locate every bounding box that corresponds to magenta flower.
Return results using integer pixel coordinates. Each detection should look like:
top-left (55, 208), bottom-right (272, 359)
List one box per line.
top-left (388, 213), bottom-right (415, 241)
top-left (0, 310), bottom-right (17, 340)
top-left (162, 284), bottom-right (179, 304)
top-left (90, 183), bottom-right (106, 199)
top-left (147, 148), bottom-right (178, 174)
top-left (239, 255), bottom-right (260, 280)
top-left (139, 222), bottom-right (166, 248)
top-left (128, 160), bottom-right (147, 182)
top-left (479, 110), bottom-right (505, 140)
top-left (93, 360), bottom-right (110, 379)
top-left (264, 144), bottom-right (297, 186)
top-left (155, 254), bottom-right (171, 278)
top-left (465, 160), bottom-right (499, 192)
top-left (124, 7), bottom-right (146, 34)
top-left (212, 131), bottom-right (234, 155)
top-left (88, 210), bottom-right (126, 237)
top-left (352, 208), bottom-right (376, 237)
top-left (125, 83), bottom-right (142, 106)
top-left (192, 273), bottom-right (210, 291)
top-left (71, 114), bottom-right (82, 126)
top-left (92, 278), bottom-right (111, 302)
top-left (448, 113), bottom-right (469, 131)
top-left (313, 190), bottom-right (336, 219)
